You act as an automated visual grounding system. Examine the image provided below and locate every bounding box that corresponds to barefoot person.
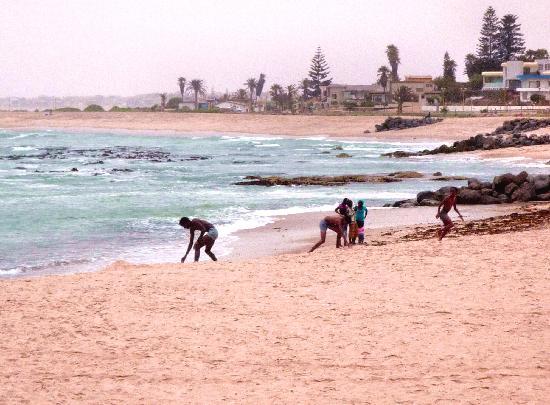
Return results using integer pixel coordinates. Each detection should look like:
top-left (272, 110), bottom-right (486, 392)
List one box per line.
top-left (179, 217), bottom-right (218, 262)
top-left (309, 215), bottom-right (348, 252)
top-left (436, 187), bottom-right (464, 240)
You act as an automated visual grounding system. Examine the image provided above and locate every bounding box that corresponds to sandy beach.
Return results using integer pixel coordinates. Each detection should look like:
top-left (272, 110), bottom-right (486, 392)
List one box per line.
top-left (1, 111), bottom-right (548, 141)
top-left (1, 204), bottom-right (549, 403)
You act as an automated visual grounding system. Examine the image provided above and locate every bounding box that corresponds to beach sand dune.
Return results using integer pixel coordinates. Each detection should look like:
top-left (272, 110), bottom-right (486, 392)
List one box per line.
top-left (1, 210), bottom-right (549, 403)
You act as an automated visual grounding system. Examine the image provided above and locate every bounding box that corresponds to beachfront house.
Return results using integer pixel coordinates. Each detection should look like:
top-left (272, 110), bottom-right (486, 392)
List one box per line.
top-left (321, 83), bottom-right (389, 105)
top-left (389, 75), bottom-right (439, 104)
top-left (481, 58), bottom-right (550, 102)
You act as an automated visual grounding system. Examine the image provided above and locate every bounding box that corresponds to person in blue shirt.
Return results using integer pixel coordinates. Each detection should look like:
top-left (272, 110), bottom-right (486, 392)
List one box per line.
top-left (353, 200), bottom-right (368, 244)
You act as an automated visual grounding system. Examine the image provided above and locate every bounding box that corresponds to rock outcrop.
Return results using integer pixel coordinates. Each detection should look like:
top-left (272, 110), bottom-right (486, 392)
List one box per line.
top-left (383, 118), bottom-right (550, 158)
top-left (235, 174), bottom-right (402, 187)
top-left (388, 171), bottom-right (550, 207)
top-left (374, 116), bottom-right (443, 132)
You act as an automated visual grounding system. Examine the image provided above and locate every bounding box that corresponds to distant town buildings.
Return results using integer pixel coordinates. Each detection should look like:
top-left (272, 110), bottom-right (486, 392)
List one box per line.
top-left (390, 75), bottom-right (439, 104)
top-left (482, 58), bottom-right (550, 102)
top-left (320, 84), bottom-right (389, 105)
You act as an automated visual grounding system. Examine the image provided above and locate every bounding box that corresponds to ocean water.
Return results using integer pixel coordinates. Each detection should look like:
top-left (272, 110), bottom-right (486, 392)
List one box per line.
top-left (1, 129), bottom-right (547, 277)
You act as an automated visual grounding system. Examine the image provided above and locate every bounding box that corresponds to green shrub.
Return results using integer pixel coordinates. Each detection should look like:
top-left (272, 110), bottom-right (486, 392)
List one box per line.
top-left (55, 107), bottom-right (80, 112)
top-left (360, 100), bottom-right (375, 107)
top-left (530, 94), bottom-right (545, 105)
top-left (83, 104), bottom-right (105, 112)
top-left (166, 97), bottom-right (182, 109)
top-left (343, 100), bottom-right (357, 111)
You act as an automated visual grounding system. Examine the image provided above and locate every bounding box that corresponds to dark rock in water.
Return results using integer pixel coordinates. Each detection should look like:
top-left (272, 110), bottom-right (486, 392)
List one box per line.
top-left (504, 182), bottom-right (519, 196)
top-left (71, 167), bottom-right (78, 172)
top-left (184, 155), bottom-right (211, 161)
top-left (332, 145), bottom-right (344, 150)
top-left (493, 173), bottom-right (517, 192)
top-left (389, 171), bottom-right (547, 207)
top-left (467, 178), bottom-right (482, 190)
top-left (417, 190), bottom-right (439, 203)
top-left (533, 174), bottom-right (550, 194)
top-left (480, 195), bottom-right (501, 204)
top-left (515, 171), bottom-right (529, 185)
top-left (511, 182), bottom-right (536, 202)
top-left (433, 175), bottom-right (468, 181)
top-left (374, 116), bottom-right (443, 132)
top-left (336, 153), bottom-right (352, 158)
top-left (433, 171), bottom-right (442, 176)
top-left (14, 166), bottom-right (26, 170)
top-left (392, 199), bottom-right (418, 208)
top-left (457, 188), bottom-right (482, 204)
top-left (111, 168), bottom-right (134, 173)
top-left (235, 174), bottom-right (402, 187)
top-left (480, 181), bottom-right (492, 189)
top-left (321, 151), bottom-right (330, 154)
top-left (419, 199), bottom-right (440, 206)
top-left (388, 171), bottom-right (424, 178)
top-left (535, 192), bottom-right (550, 201)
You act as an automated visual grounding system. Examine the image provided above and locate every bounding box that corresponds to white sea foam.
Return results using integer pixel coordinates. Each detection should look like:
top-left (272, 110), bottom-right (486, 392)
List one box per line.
top-left (12, 146), bottom-right (37, 151)
top-left (0, 268), bottom-right (23, 276)
top-left (255, 143), bottom-right (280, 148)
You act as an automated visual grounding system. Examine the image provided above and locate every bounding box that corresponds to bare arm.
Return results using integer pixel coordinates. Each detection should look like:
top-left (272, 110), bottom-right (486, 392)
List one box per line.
top-left (181, 230), bottom-right (195, 262)
top-left (436, 200), bottom-right (443, 218)
top-left (453, 202), bottom-right (464, 220)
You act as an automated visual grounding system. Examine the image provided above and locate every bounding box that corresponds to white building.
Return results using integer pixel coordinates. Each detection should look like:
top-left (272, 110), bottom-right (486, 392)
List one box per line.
top-left (482, 58), bottom-right (550, 102)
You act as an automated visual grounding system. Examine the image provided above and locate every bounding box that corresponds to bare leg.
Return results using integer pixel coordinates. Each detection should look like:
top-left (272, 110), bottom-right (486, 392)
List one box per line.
top-left (438, 223), bottom-right (454, 241)
top-left (194, 237), bottom-right (206, 261)
top-left (309, 231), bottom-right (327, 252)
top-left (203, 236), bottom-right (217, 261)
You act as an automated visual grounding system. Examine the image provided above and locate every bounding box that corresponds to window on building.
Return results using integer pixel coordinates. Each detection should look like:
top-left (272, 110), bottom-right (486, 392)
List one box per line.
top-left (332, 94), bottom-right (337, 99)
top-left (545, 63), bottom-right (550, 70)
top-left (416, 87), bottom-right (423, 92)
top-left (524, 67), bottom-right (531, 75)
top-left (426, 84), bottom-right (432, 88)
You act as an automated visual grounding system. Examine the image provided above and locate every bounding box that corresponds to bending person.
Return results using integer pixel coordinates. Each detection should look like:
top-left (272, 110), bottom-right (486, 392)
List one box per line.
top-left (179, 217), bottom-right (218, 262)
top-left (309, 215), bottom-right (348, 253)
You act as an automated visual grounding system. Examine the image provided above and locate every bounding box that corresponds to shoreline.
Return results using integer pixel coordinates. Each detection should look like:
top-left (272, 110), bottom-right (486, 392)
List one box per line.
top-left (3, 111), bottom-right (549, 142)
top-left (226, 203), bottom-right (529, 260)
top-left (2, 203), bottom-right (548, 403)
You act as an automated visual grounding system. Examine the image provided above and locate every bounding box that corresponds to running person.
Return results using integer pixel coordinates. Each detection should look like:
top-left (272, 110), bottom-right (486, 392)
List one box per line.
top-left (179, 217), bottom-right (218, 262)
top-left (309, 215), bottom-right (348, 252)
top-left (435, 187), bottom-right (464, 241)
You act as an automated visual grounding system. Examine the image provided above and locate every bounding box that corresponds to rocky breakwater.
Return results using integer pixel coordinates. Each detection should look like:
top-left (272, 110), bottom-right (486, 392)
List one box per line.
top-left (373, 116), bottom-right (443, 132)
top-left (389, 171), bottom-right (550, 208)
top-left (384, 118), bottom-right (550, 158)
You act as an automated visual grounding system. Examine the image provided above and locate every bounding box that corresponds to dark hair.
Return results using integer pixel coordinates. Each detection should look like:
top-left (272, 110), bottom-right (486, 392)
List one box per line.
top-left (346, 199), bottom-right (353, 208)
top-left (341, 198), bottom-right (349, 205)
top-left (450, 187), bottom-right (458, 193)
top-left (179, 217), bottom-right (190, 226)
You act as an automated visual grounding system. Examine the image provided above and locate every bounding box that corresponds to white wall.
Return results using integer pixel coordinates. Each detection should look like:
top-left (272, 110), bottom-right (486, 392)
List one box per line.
top-left (422, 105), bottom-right (550, 112)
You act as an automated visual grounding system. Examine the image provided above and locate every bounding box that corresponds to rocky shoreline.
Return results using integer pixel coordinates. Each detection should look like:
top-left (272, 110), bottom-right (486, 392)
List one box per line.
top-left (384, 118), bottom-right (550, 158)
top-left (388, 171), bottom-right (550, 208)
top-left (373, 116), bottom-right (443, 132)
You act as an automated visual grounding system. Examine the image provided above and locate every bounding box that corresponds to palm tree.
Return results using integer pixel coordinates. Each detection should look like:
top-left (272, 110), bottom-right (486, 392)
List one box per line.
top-left (394, 85), bottom-right (412, 114)
top-left (270, 84), bottom-right (283, 110)
top-left (187, 79), bottom-right (206, 110)
top-left (177, 77), bottom-right (186, 108)
top-left (286, 85), bottom-right (297, 113)
top-left (234, 88), bottom-right (248, 101)
top-left (386, 44), bottom-right (401, 81)
top-left (244, 78), bottom-right (258, 111)
top-left (377, 66), bottom-right (390, 105)
top-left (159, 93), bottom-right (167, 111)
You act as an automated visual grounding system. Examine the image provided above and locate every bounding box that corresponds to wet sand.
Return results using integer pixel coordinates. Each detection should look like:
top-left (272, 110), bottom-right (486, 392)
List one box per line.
top-left (1, 204), bottom-right (548, 403)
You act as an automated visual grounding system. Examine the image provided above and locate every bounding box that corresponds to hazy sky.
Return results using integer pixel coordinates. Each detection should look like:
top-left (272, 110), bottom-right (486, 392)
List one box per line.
top-left (1, 0), bottom-right (548, 97)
